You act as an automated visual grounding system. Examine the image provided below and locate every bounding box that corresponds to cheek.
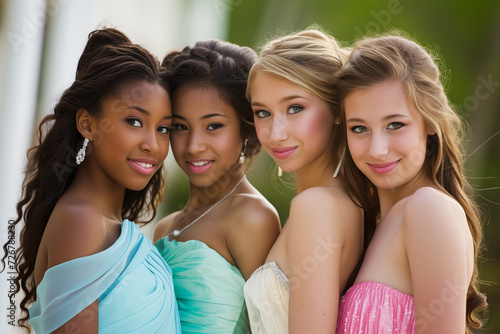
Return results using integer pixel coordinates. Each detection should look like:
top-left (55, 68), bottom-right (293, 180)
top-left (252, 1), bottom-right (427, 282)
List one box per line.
top-left (347, 135), bottom-right (365, 164)
top-left (217, 132), bottom-right (241, 157)
top-left (159, 136), bottom-right (170, 158)
top-left (255, 121), bottom-right (271, 146)
top-left (395, 132), bottom-right (427, 164)
top-left (170, 133), bottom-right (186, 160)
top-left (298, 110), bottom-right (333, 144)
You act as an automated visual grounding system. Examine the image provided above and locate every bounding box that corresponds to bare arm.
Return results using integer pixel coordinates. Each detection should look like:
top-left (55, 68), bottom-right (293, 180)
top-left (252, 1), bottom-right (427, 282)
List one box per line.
top-left (287, 188), bottom-right (361, 333)
top-left (52, 300), bottom-right (99, 334)
top-left (404, 188), bottom-right (472, 333)
top-left (41, 204), bottom-right (112, 333)
top-left (227, 197), bottom-right (281, 280)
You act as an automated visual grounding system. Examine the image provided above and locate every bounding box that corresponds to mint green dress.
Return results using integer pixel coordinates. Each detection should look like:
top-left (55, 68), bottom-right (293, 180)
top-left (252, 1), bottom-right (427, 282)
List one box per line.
top-left (29, 220), bottom-right (181, 334)
top-left (155, 238), bottom-right (250, 334)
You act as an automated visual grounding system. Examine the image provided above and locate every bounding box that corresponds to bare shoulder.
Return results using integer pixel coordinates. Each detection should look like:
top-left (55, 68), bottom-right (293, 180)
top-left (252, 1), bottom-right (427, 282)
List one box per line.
top-left (45, 198), bottom-right (111, 269)
top-left (402, 186), bottom-right (470, 255)
top-left (227, 193), bottom-right (280, 235)
top-left (153, 211), bottom-right (180, 243)
top-left (288, 186), bottom-right (362, 232)
top-left (403, 187), bottom-right (467, 230)
top-left (225, 193), bottom-right (281, 279)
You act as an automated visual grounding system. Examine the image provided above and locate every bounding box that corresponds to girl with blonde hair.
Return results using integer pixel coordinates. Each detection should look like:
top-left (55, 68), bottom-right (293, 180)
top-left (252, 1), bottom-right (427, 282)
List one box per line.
top-left (243, 28), bottom-right (365, 333)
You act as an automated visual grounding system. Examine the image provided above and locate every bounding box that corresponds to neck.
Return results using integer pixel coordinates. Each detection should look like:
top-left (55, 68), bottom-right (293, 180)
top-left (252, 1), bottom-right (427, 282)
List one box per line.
top-left (377, 172), bottom-right (436, 219)
top-left (294, 154), bottom-right (340, 194)
top-left (70, 163), bottom-right (126, 222)
top-left (187, 167), bottom-right (246, 209)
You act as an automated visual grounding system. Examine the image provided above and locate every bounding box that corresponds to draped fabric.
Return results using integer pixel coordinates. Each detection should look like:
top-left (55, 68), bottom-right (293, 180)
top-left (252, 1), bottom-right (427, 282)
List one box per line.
top-left (29, 220), bottom-right (181, 334)
top-left (244, 261), bottom-right (289, 334)
top-left (155, 238), bottom-right (250, 334)
top-left (337, 281), bottom-right (416, 333)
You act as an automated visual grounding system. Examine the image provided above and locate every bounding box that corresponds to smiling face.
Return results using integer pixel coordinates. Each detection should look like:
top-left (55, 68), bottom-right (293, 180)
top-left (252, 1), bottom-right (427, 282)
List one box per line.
top-left (345, 80), bottom-right (433, 193)
top-left (87, 80), bottom-right (172, 191)
top-left (170, 85), bottom-right (243, 187)
top-left (250, 72), bottom-right (335, 174)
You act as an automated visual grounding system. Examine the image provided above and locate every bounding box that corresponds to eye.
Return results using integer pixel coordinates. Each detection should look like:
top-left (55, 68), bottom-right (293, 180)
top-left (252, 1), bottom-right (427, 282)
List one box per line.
top-left (157, 126), bottom-right (170, 135)
top-left (254, 110), bottom-right (271, 118)
top-left (173, 123), bottom-right (187, 131)
top-left (387, 122), bottom-right (404, 130)
top-left (287, 105), bottom-right (303, 114)
top-left (351, 125), bottom-right (368, 134)
top-left (126, 118), bottom-right (142, 127)
top-left (207, 123), bottom-right (223, 131)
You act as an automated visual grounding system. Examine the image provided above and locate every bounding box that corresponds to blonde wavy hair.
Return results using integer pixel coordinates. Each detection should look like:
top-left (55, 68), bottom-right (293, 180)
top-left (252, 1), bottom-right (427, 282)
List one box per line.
top-left (338, 34), bottom-right (487, 332)
top-left (246, 27), bottom-right (349, 167)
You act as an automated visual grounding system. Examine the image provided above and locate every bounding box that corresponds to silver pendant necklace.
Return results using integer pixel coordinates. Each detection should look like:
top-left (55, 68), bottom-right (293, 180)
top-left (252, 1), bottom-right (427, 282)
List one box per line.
top-left (167, 176), bottom-right (246, 238)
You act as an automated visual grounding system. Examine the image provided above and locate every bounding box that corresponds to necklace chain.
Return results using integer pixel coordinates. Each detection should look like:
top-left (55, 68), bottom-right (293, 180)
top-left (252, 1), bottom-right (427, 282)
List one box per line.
top-left (167, 176), bottom-right (246, 238)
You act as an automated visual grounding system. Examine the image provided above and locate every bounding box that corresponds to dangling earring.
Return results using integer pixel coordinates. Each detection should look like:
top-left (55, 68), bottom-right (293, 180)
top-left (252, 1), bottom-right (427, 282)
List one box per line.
top-left (278, 166), bottom-right (283, 177)
top-left (333, 146), bottom-right (345, 178)
top-left (76, 138), bottom-right (89, 165)
top-left (239, 138), bottom-right (248, 164)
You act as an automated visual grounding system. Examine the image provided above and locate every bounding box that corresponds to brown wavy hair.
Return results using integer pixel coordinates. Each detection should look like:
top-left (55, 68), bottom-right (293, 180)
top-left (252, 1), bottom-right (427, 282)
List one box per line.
top-left (1, 28), bottom-right (169, 330)
top-left (338, 34), bottom-right (487, 332)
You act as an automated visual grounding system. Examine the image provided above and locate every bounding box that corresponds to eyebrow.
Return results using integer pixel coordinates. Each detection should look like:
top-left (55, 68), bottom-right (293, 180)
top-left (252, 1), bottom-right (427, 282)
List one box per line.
top-left (172, 113), bottom-right (228, 120)
top-left (128, 106), bottom-right (172, 119)
top-left (346, 113), bottom-right (409, 123)
top-left (251, 95), bottom-right (306, 108)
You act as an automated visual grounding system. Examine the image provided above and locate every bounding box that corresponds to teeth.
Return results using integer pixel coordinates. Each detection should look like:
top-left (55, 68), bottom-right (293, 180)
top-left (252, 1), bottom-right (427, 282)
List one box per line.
top-left (191, 161), bottom-right (210, 167)
top-left (136, 162), bottom-right (153, 168)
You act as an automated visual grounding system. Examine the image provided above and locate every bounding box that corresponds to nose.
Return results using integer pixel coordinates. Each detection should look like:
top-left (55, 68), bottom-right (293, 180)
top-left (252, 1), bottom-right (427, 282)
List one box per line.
top-left (269, 115), bottom-right (288, 142)
top-left (141, 129), bottom-right (160, 154)
top-left (186, 130), bottom-right (206, 155)
top-left (368, 132), bottom-right (389, 158)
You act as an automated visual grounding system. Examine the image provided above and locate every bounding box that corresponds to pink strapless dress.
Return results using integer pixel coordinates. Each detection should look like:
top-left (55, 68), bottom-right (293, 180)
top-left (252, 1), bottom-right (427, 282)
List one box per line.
top-left (336, 281), bottom-right (416, 333)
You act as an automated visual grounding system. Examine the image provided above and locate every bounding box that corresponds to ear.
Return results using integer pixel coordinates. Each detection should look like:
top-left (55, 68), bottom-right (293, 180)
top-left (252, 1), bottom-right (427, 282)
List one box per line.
top-left (76, 108), bottom-right (94, 139)
top-left (426, 124), bottom-right (436, 136)
top-left (334, 116), bottom-right (341, 125)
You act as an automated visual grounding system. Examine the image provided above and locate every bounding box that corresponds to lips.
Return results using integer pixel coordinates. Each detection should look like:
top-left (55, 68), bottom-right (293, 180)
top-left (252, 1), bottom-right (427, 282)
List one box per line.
top-left (187, 159), bottom-right (214, 174)
top-left (128, 158), bottom-right (157, 176)
top-left (271, 146), bottom-right (297, 160)
top-left (368, 160), bottom-right (399, 174)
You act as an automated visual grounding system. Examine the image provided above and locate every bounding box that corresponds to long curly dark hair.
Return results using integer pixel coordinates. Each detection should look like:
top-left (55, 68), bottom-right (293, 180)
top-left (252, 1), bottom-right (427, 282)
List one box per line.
top-left (1, 28), bottom-right (169, 329)
top-left (162, 39), bottom-right (260, 161)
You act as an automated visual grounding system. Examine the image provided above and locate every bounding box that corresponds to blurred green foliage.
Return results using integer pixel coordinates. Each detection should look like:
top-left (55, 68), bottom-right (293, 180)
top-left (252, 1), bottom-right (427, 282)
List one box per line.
top-left (161, 0), bottom-right (499, 331)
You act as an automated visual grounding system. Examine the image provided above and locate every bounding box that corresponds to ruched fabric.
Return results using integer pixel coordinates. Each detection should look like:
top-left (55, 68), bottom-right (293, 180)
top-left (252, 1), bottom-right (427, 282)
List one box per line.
top-left (29, 220), bottom-right (181, 334)
top-left (244, 261), bottom-right (289, 334)
top-left (155, 238), bottom-right (250, 334)
top-left (337, 281), bottom-right (415, 333)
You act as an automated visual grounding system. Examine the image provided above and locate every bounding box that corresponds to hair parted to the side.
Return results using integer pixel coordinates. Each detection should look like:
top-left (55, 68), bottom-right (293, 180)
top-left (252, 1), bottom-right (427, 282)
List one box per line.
top-left (246, 27), bottom-right (349, 168)
top-left (161, 39), bottom-right (259, 165)
top-left (338, 33), bottom-right (488, 332)
top-left (1, 28), bottom-right (169, 330)
top-left (247, 27), bottom-right (366, 291)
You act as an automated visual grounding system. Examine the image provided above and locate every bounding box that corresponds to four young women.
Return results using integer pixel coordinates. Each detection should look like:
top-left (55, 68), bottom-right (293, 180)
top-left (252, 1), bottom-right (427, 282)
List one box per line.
top-left (2, 25), bottom-right (487, 334)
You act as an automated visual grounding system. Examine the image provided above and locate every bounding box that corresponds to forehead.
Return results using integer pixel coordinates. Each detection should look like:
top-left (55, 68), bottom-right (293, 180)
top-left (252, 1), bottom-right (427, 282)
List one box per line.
top-left (173, 85), bottom-right (238, 119)
top-left (344, 80), bottom-right (419, 119)
top-left (99, 80), bottom-right (170, 117)
top-left (251, 72), bottom-right (302, 95)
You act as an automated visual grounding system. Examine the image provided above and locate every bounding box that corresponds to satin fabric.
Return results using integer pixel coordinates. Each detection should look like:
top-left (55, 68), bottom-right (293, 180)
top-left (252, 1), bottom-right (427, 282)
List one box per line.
top-left (155, 238), bottom-right (250, 334)
top-left (244, 261), bottom-right (289, 334)
top-left (29, 220), bottom-right (181, 334)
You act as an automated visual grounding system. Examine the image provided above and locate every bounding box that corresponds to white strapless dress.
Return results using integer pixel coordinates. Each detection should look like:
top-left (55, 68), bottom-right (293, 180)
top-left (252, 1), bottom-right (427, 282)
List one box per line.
top-left (243, 261), bottom-right (289, 334)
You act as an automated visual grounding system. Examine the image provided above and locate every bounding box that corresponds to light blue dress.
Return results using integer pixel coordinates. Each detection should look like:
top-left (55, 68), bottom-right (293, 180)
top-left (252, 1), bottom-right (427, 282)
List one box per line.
top-left (29, 220), bottom-right (181, 334)
top-left (155, 238), bottom-right (250, 334)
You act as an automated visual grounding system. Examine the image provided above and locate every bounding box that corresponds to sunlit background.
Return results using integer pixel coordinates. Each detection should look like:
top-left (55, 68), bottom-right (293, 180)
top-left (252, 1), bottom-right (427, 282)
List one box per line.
top-left (1, 0), bottom-right (498, 333)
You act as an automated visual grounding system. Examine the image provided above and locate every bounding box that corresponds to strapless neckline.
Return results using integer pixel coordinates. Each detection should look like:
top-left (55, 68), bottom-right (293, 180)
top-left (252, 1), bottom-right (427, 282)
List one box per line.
top-left (250, 261), bottom-right (289, 291)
